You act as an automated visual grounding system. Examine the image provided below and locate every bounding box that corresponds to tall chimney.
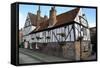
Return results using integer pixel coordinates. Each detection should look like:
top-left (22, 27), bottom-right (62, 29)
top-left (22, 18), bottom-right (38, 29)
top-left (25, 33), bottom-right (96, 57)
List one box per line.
top-left (36, 5), bottom-right (41, 26)
top-left (49, 6), bottom-right (57, 26)
top-left (44, 15), bottom-right (48, 21)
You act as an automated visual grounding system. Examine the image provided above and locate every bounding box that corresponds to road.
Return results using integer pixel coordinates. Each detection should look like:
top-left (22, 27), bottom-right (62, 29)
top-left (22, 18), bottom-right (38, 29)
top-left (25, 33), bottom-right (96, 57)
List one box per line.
top-left (19, 53), bottom-right (42, 64)
top-left (19, 48), bottom-right (96, 64)
top-left (19, 48), bottom-right (69, 64)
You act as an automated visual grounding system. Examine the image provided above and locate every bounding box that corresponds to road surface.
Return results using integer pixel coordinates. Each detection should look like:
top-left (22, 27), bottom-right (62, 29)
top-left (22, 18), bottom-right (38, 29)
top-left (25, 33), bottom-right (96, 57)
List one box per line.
top-left (19, 48), bottom-right (69, 64)
top-left (19, 53), bottom-right (42, 64)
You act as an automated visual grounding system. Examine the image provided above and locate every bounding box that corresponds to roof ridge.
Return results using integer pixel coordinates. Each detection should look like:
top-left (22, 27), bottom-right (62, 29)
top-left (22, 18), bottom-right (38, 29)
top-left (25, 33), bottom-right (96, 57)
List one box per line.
top-left (57, 7), bottom-right (80, 17)
top-left (30, 7), bottom-right (80, 33)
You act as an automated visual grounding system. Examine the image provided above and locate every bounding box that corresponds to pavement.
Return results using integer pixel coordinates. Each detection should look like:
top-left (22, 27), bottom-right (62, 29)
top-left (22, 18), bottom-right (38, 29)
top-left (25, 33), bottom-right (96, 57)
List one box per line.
top-left (19, 53), bottom-right (42, 64)
top-left (19, 48), bottom-right (70, 64)
top-left (82, 53), bottom-right (96, 60)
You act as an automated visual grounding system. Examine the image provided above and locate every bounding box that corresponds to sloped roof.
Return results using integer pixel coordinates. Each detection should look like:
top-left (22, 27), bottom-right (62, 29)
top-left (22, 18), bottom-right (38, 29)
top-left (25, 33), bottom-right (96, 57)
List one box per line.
top-left (55, 8), bottom-right (80, 26)
top-left (28, 12), bottom-right (44, 26)
top-left (35, 20), bottom-right (49, 31)
top-left (28, 13), bottom-right (37, 26)
top-left (30, 8), bottom-right (80, 34)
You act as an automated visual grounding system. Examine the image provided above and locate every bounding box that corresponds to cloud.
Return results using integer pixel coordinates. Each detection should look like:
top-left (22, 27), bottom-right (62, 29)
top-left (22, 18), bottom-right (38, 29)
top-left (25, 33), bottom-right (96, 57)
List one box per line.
top-left (89, 22), bottom-right (96, 27)
top-left (19, 12), bottom-right (26, 29)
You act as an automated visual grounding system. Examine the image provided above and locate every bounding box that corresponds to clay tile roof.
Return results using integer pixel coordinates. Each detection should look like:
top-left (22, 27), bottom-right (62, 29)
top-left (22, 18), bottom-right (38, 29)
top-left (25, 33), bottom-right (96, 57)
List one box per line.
top-left (28, 12), bottom-right (44, 26)
top-left (34, 20), bottom-right (49, 31)
top-left (55, 8), bottom-right (80, 27)
top-left (38, 8), bottom-right (79, 30)
top-left (30, 8), bottom-right (80, 33)
top-left (28, 12), bottom-right (37, 26)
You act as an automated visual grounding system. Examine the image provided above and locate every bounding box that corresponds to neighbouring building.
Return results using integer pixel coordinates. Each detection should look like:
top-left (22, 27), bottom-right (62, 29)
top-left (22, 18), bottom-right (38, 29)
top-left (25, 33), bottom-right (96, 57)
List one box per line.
top-left (19, 28), bottom-right (23, 44)
top-left (90, 27), bottom-right (96, 54)
top-left (22, 6), bottom-right (92, 60)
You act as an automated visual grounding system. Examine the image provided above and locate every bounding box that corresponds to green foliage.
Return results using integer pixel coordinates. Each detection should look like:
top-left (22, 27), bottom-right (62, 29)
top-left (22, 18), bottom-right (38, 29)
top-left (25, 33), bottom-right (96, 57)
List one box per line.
top-left (19, 42), bottom-right (24, 48)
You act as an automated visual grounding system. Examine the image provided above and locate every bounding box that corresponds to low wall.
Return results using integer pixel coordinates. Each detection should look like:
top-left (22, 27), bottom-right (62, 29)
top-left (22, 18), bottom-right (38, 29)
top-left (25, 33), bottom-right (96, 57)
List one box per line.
top-left (31, 42), bottom-right (76, 60)
top-left (30, 41), bottom-right (92, 60)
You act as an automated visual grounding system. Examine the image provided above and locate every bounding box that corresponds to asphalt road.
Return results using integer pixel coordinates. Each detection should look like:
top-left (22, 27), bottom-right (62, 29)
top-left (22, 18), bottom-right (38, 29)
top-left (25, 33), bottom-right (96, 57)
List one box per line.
top-left (19, 48), bottom-right (70, 64)
top-left (19, 48), bottom-right (96, 64)
top-left (19, 52), bottom-right (42, 64)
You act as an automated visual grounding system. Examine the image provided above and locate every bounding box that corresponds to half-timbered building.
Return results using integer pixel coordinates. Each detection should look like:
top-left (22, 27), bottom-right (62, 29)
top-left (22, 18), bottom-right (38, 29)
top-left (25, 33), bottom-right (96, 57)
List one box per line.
top-left (22, 7), bottom-right (92, 60)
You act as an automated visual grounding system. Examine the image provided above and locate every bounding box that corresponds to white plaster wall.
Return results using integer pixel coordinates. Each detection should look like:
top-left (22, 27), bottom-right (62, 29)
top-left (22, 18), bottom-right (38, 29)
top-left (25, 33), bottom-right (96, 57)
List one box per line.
top-left (75, 23), bottom-right (90, 41)
top-left (74, 8), bottom-right (83, 23)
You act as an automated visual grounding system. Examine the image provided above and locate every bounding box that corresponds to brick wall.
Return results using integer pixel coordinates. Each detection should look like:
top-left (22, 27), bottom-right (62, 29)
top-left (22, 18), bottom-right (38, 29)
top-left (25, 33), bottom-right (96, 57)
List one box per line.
top-left (30, 41), bottom-right (92, 60)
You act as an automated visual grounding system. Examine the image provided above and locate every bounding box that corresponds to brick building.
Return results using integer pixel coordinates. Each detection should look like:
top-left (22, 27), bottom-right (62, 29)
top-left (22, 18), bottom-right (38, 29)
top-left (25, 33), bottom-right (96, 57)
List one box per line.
top-left (90, 27), bottom-right (96, 54)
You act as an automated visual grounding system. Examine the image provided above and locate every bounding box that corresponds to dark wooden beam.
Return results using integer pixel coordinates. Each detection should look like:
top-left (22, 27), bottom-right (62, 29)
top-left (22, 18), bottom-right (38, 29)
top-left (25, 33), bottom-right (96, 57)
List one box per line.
top-left (73, 24), bottom-right (76, 41)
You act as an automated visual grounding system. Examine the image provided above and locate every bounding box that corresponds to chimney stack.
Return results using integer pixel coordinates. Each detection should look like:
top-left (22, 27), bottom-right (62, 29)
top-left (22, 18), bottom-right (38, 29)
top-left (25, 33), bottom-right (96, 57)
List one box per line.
top-left (36, 5), bottom-right (41, 26)
top-left (49, 6), bottom-right (57, 26)
top-left (44, 15), bottom-right (48, 21)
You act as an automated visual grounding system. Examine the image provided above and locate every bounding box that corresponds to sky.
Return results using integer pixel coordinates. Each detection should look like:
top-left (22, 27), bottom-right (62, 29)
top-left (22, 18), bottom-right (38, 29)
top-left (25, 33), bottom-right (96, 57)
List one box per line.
top-left (19, 4), bottom-right (96, 29)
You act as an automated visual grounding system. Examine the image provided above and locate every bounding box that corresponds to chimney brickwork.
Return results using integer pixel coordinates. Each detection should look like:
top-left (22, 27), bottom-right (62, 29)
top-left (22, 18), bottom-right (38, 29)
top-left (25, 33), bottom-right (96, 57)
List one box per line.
top-left (49, 7), bottom-right (57, 27)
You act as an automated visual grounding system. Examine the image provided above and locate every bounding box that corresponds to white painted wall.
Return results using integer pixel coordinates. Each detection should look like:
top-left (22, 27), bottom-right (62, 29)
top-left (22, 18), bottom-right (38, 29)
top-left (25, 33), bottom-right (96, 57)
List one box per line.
top-left (74, 23), bottom-right (90, 41)
top-left (74, 8), bottom-right (88, 27)
top-left (23, 25), bottom-right (36, 35)
top-left (74, 8), bottom-right (83, 23)
top-left (30, 24), bottom-right (75, 43)
top-left (22, 14), bottom-right (36, 43)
